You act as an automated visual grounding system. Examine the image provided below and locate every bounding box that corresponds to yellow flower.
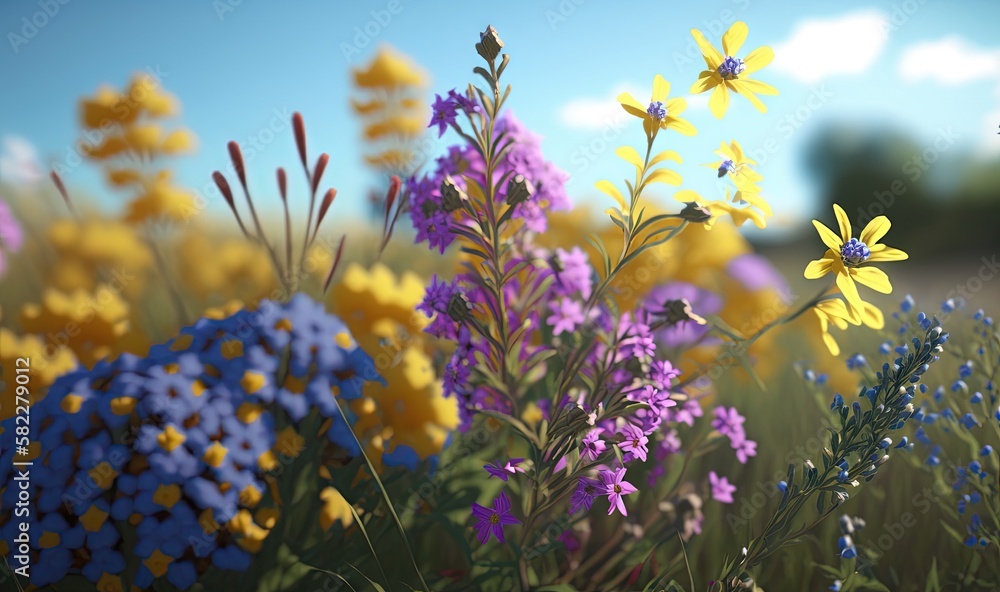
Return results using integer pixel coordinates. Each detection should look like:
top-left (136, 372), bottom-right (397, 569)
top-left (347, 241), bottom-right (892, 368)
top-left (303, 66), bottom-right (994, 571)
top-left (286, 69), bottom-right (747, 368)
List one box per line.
top-left (617, 75), bottom-right (697, 138)
top-left (329, 262), bottom-right (428, 349)
top-left (813, 297), bottom-right (862, 356)
top-left (804, 204), bottom-right (908, 313)
top-left (319, 486), bottom-right (354, 530)
top-left (705, 140), bottom-right (762, 193)
top-left (352, 46), bottom-right (427, 89)
top-left (177, 230), bottom-right (276, 303)
top-left (689, 22), bottom-right (777, 119)
top-left (674, 188), bottom-right (769, 229)
top-left (46, 218), bottom-right (153, 296)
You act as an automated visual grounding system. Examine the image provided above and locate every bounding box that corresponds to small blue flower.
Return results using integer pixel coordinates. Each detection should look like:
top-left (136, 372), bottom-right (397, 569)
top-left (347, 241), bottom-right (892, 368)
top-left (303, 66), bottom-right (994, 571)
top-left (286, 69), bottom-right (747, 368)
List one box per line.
top-left (981, 445), bottom-right (993, 457)
top-left (777, 480), bottom-right (787, 492)
top-left (837, 469), bottom-right (849, 482)
top-left (894, 436), bottom-right (908, 449)
top-left (960, 413), bottom-right (979, 429)
top-left (970, 460), bottom-right (982, 474)
top-left (878, 437), bottom-right (892, 449)
top-left (900, 294), bottom-right (914, 312)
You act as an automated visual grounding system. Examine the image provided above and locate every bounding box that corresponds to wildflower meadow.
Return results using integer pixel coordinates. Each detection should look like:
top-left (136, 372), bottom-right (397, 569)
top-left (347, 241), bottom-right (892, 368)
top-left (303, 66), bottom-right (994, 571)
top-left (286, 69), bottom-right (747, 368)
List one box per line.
top-left (1, 2), bottom-right (999, 591)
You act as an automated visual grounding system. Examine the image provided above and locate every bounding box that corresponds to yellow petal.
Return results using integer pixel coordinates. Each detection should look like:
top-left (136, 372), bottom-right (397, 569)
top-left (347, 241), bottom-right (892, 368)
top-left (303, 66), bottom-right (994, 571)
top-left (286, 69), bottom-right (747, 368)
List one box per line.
top-left (595, 180), bottom-right (627, 209)
top-left (860, 216), bottom-right (891, 246)
top-left (664, 97), bottom-right (687, 117)
top-left (822, 331), bottom-right (841, 357)
top-left (673, 189), bottom-right (703, 204)
top-left (812, 220), bottom-right (844, 252)
top-left (616, 146), bottom-right (644, 172)
top-left (691, 28), bottom-right (724, 70)
top-left (727, 80), bottom-right (768, 113)
top-left (664, 116), bottom-right (698, 136)
top-left (860, 300), bottom-right (885, 329)
top-left (617, 92), bottom-right (648, 119)
top-left (851, 266), bottom-right (892, 294)
top-left (652, 74), bottom-right (670, 103)
top-left (832, 204), bottom-right (852, 244)
top-left (867, 245), bottom-right (908, 262)
top-left (690, 71), bottom-right (720, 94)
top-left (730, 140), bottom-right (745, 162)
top-left (836, 270), bottom-right (863, 312)
top-left (735, 78), bottom-right (779, 96)
top-left (645, 168), bottom-right (683, 186)
top-left (722, 22), bottom-right (749, 56)
top-left (708, 84), bottom-right (729, 119)
top-left (650, 149), bottom-right (683, 166)
top-left (804, 258), bottom-right (834, 279)
top-left (743, 46), bottom-right (774, 75)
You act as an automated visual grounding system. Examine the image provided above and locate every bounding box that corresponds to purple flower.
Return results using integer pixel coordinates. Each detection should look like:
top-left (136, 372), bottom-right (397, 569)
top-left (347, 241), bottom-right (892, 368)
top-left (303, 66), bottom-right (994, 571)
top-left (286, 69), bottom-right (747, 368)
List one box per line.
top-left (570, 477), bottom-right (602, 513)
top-left (429, 93), bottom-right (458, 138)
top-left (581, 429), bottom-right (606, 461)
top-left (648, 359), bottom-right (681, 391)
top-left (484, 458), bottom-right (525, 481)
top-left (627, 385), bottom-right (676, 418)
top-left (553, 247), bottom-right (593, 300)
top-left (471, 491), bottom-right (521, 544)
top-left (448, 88), bottom-right (480, 115)
top-left (712, 406), bottom-right (746, 441)
top-left (599, 467), bottom-right (637, 516)
top-left (726, 254), bottom-right (791, 302)
top-left (709, 471), bottom-right (737, 504)
top-left (547, 298), bottom-right (585, 336)
top-left (0, 198), bottom-right (23, 278)
top-left (418, 275), bottom-right (461, 339)
top-left (732, 438), bottom-right (757, 464)
top-left (667, 400), bottom-right (703, 427)
top-left (618, 423), bottom-right (649, 463)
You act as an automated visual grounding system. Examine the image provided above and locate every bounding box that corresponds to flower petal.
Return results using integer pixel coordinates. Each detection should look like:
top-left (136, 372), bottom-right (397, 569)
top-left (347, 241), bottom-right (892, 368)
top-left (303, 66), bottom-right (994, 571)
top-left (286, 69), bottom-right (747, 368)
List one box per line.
top-left (673, 188), bottom-right (703, 204)
top-left (860, 216), bottom-right (891, 246)
top-left (851, 266), bottom-right (892, 294)
top-left (860, 300), bottom-right (884, 329)
top-left (617, 92), bottom-right (648, 119)
top-left (822, 331), bottom-right (840, 356)
top-left (652, 74), bottom-right (670, 103)
top-left (722, 21), bottom-right (748, 56)
top-left (812, 220), bottom-right (844, 252)
top-left (690, 71), bottom-right (721, 94)
top-left (736, 78), bottom-right (778, 96)
top-left (691, 28), bottom-right (723, 70)
top-left (664, 116), bottom-right (698, 136)
top-left (867, 245), bottom-right (908, 262)
top-left (596, 180), bottom-right (627, 209)
top-left (743, 46), bottom-right (774, 75)
top-left (804, 257), bottom-right (834, 279)
top-left (833, 204), bottom-right (852, 244)
top-left (836, 269), bottom-right (863, 312)
top-left (664, 97), bottom-right (687, 117)
top-left (727, 80), bottom-right (767, 113)
top-left (708, 84), bottom-right (729, 119)
top-left (616, 146), bottom-right (644, 173)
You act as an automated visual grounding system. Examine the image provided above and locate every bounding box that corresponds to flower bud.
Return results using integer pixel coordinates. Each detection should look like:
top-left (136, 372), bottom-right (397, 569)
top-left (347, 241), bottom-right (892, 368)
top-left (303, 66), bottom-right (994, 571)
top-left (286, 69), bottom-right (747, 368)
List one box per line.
top-left (440, 176), bottom-right (467, 213)
top-left (678, 201), bottom-right (712, 223)
top-left (446, 292), bottom-right (472, 323)
top-left (476, 25), bottom-right (504, 62)
top-left (505, 174), bottom-right (533, 207)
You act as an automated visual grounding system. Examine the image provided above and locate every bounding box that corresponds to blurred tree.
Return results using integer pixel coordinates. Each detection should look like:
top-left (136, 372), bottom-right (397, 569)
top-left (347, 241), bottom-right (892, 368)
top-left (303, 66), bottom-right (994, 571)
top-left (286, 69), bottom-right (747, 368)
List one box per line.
top-left (803, 124), bottom-right (1000, 260)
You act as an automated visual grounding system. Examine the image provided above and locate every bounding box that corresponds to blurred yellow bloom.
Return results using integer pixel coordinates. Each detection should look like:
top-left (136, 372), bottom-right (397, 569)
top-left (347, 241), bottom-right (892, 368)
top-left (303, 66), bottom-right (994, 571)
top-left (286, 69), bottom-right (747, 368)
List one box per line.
top-left (690, 22), bottom-right (777, 119)
top-left (177, 231), bottom-right (276, 303)
top-left (617, 74), bottom-right (696, 138)
top-left (352, 46), bottom-right (427, 88)
top-left (356, 345), bottom-right (459, 461)
top-left (0, 329), bottom-right (77, 421)
top-left (804, 204), bottom-right (908, 314)
top-left (46, 218), bottom-right (153, 296)
top-left (319, 486), bottom-right (354, 530)
top-left (19, 285), bottom-right (132, 367)
top-left (125, 181), bottom-right (197, 223)
top-left (331, 263), bottom-right (429, 347)
top-left (364, 115), bottom-right (426, 140)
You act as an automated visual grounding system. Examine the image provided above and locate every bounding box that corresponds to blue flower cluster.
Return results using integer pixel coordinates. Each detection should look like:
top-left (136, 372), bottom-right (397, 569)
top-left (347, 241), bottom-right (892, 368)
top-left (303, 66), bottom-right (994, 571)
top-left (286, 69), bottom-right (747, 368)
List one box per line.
top-left (0, 294), bottom-right (382, 589)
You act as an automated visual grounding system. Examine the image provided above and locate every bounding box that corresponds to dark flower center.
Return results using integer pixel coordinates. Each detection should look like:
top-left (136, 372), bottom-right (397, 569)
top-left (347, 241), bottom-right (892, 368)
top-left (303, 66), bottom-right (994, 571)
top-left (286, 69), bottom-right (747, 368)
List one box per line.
top-left (614, 484), bottom-right (622, 493)
top-left (490, 513), bottom-right (500, 524)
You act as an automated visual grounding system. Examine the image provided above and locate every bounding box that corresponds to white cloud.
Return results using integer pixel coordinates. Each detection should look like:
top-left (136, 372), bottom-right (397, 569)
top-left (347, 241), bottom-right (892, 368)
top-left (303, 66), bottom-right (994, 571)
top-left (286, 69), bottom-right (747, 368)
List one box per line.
top-left (899, 36), bottom-right (1000, 85)
top-left (558, 85), bottom-right (708, 131)
top-left (771, 10), bottom-right (889, 84)
top-left (558, 84), bottom-right (641, 131)
top-left (0, 136), bottom-right (43, 185)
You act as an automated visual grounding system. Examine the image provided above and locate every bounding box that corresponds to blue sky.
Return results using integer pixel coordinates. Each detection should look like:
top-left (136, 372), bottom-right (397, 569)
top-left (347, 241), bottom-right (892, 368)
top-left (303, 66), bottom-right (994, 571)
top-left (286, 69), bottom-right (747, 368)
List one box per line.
top-left (1, 0), bottom-right (998, 239)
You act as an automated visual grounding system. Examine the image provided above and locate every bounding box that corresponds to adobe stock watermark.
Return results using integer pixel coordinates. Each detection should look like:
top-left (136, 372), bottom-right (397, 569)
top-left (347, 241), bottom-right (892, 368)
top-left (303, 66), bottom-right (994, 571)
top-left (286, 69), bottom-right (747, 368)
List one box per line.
top-left (855, 127), bottom-right (959, 228)
top-left (339, 0), bottom-right (405, 62)
top-left (7, 0), bottom-right (72, 54)
top-left (544, 0), bottom-right (587, 30)
top-left (568, 112), bottom-right (630, 175)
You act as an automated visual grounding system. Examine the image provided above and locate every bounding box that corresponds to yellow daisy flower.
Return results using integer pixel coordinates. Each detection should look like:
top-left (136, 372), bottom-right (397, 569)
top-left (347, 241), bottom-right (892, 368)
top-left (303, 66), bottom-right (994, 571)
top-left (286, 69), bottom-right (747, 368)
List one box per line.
top-left (804, 204), bottom-right (908, 314)
top-left (689, 22), bottom-right (778, 119)
top-left (674, 188), bottom-right (769, 229)
top-left (617, 75), bottom-right (697, 138)
top-left (705, 140), bottom-right (762, 193)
